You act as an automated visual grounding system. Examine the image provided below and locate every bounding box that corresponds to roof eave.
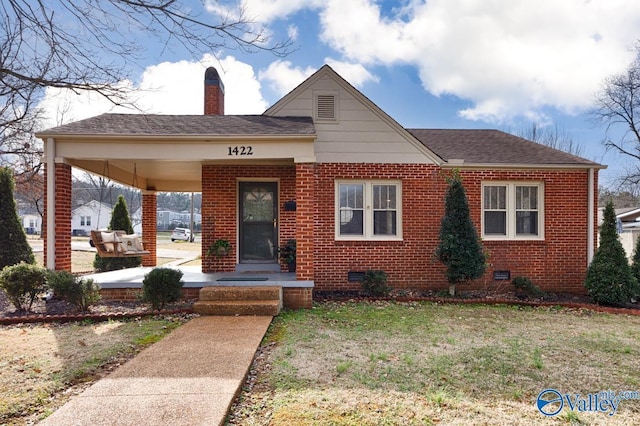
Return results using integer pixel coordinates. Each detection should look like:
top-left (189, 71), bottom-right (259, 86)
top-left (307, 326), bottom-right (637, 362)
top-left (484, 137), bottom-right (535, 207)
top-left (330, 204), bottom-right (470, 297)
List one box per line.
top-left (36, 133), bottom-right (317, 141)
top-left (440, 162), bottom-right (607, 170)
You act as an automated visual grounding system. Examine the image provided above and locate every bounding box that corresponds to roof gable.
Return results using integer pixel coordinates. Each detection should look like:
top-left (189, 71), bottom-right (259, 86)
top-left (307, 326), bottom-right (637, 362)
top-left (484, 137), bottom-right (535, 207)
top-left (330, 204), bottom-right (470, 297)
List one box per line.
top-left (265, 65), bottom-right (442, 164)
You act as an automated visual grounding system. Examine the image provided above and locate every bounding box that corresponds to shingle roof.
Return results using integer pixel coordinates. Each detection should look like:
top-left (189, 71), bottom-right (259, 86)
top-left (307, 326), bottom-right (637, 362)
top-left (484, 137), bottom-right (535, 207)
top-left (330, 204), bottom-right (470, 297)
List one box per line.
top-left (407, 128), bottom-right (600, 166)
top-left (37, 114), bottom-right (315, 136)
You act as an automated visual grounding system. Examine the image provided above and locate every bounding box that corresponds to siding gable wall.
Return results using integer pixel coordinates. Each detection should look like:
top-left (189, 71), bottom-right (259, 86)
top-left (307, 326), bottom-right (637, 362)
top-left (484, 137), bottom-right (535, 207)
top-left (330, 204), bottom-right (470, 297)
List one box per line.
top-left (267, 70), bottom-right (438, 164)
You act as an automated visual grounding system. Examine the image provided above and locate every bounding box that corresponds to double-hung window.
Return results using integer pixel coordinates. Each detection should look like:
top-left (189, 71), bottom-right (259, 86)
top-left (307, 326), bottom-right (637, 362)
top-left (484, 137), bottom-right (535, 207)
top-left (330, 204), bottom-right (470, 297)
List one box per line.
top-left (336, 181), bottom-right (402, 240)
top-left (482, 182), bottom-right (543, 240)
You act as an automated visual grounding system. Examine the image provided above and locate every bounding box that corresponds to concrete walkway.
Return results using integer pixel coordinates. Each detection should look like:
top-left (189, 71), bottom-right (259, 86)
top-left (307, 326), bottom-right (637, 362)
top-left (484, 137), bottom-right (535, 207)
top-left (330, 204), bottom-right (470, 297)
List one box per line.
top-left (39, 316), bottom-right (273, 426)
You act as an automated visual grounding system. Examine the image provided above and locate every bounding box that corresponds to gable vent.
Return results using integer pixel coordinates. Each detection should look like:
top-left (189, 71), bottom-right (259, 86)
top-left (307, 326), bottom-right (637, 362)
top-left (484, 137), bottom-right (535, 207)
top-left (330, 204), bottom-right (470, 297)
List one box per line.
top-left (316, 94), bottom-right (336, 120)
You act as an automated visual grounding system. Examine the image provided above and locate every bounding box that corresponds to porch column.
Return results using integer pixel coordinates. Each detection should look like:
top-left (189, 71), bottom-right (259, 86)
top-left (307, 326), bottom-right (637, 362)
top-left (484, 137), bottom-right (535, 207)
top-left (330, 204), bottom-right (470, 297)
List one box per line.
top-left (43, 158), bottom-right (72, 271)
top-left (295, 163), bottom-right (315, 281)
top-left (141, 191), bottom-right (157, 266)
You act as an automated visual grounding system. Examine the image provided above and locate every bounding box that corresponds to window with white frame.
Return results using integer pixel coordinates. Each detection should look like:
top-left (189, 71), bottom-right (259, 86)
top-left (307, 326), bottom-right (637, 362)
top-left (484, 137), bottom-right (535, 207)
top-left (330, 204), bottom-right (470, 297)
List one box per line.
top-left (80, 216), bottom-right (91, 226)
top-left (336, 181), bottom-right (401, 240)
top-left (482, 182), bottom-right (543, 239)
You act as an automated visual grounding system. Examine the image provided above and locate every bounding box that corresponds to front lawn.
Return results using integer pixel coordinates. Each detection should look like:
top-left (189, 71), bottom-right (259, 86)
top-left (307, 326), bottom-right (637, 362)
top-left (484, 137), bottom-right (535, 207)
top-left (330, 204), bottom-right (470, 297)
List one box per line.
top-left (228, 301), bottom-right (640, 425)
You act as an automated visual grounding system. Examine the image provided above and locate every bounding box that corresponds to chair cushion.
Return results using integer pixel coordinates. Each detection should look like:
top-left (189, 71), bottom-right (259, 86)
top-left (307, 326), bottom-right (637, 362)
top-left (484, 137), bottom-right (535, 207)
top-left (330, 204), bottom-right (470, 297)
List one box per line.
top-left (100, 232), bottom-right (119, 252)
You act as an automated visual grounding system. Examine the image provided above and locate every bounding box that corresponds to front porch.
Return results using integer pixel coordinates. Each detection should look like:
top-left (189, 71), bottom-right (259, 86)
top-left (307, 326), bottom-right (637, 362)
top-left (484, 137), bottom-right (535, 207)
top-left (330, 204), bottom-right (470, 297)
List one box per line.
top-left (87, 265), bottom-right (314, 310)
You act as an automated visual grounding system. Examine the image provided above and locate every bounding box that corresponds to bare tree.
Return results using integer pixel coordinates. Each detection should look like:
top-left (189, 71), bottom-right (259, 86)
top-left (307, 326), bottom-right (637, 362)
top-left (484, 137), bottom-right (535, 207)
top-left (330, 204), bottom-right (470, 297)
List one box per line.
top-left (1, 0), bottom-right (291, 156)
top-left (592, 43), bottom-right (640, 185)
top-left (516, 122), bottom-right (584, 157)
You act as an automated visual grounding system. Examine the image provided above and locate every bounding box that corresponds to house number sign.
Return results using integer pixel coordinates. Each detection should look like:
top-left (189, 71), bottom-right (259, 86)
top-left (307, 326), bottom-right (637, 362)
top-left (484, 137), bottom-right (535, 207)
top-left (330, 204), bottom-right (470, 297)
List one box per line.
top-left (227, 146), bottom-right (254, 156)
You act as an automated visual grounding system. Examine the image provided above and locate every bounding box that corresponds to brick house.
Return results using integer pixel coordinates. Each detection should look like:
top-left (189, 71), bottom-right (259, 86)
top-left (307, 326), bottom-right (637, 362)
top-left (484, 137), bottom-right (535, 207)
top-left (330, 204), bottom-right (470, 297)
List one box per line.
top-left (37, 65), bottom-right (603, 297)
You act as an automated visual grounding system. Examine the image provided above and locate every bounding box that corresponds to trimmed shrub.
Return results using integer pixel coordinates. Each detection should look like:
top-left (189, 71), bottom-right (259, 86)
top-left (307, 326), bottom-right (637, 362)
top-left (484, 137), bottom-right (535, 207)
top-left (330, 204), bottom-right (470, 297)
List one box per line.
top-left (141, 267), bottom-right (184, 310)
top-left (585, 201), bottom-right (640, 306)
top-left (361, 269), bottom-right (391, 297)
top-left (512, 276), bottom-right (544, 298)
top-left (47, 270), bottom-right (101, 312)
top-left (436, 171), bottom-right (486, 295)
top-left (0, 167), bottom-right (35, 269)
top-left (0, 263), bottom-right (48, 312)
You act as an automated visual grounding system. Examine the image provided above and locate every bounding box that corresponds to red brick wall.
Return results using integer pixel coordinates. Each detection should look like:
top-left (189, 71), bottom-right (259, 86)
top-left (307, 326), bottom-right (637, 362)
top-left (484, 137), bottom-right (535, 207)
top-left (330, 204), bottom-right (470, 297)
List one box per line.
top-left (141, 192), bottom-right (157, 266)
top-left (312, 164), bottom-right (596, 295)
top-left (204, 82), bottom-right (224, 115)
top-left (43, 163), bottom-right (72, 271)
top-left (296, 163), bottom-right (315, 281)
top-left (201, 164), bottom-right (296, 273)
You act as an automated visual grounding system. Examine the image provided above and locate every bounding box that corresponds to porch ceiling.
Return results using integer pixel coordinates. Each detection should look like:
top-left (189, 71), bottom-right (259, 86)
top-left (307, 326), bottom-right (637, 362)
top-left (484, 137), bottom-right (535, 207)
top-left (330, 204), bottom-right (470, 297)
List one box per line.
top-left (47, 135), bottom-right (315, 192)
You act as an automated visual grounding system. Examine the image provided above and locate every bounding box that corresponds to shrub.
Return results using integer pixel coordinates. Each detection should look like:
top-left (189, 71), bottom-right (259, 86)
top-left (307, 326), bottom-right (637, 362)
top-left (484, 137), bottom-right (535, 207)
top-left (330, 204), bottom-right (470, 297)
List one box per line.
top-left (0, 167), bottom-right (35, 269)
top-left (436, 170), bottom-right (486, 295)
top-left (511, 276), bottom-right (544, 297)
top-left (0, 263), bottom-right (48, 312)
top-left (141, 267), bottom-right (184, 310)
top-left (361, 269), bottom-right (391, 297)
top-left (585, 201), bottom-right (640, 306)
top-left (47, 270), bottom-right (101, 312)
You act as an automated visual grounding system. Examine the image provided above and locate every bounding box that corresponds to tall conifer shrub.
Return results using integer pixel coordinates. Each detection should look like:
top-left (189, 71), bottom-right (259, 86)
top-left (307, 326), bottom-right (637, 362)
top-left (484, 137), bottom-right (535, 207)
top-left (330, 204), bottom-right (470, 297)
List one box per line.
top-left (436, 171), bottom-right (486, 295)
top-left (585, 201), bottom-right (639, 305)
top-left (0, 167), bottom-right (35, 270)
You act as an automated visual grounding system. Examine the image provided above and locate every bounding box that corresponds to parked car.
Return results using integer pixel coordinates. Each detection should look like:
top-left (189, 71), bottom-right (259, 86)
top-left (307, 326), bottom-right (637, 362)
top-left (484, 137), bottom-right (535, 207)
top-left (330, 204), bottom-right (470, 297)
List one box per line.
top-left (171, 228), bottom-right (194, 242)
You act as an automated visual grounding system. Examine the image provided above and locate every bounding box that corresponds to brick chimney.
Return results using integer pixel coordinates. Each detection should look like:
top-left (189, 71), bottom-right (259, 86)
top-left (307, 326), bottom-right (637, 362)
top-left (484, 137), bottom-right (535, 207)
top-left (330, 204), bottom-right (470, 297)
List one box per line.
top-left (204, 67), bottom-right (224, 115)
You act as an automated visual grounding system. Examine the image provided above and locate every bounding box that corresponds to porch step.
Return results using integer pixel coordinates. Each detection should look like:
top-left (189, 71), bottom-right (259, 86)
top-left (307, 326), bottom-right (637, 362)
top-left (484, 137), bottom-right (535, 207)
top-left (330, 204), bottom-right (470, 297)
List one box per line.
top-left (193, 286), bottom-right (282, 316)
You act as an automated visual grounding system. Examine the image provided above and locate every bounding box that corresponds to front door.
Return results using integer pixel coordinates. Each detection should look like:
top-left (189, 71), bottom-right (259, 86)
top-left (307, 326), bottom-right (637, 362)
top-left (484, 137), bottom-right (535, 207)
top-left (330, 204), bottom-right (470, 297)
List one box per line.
top-left (239, 182), bottom-right (278, 263)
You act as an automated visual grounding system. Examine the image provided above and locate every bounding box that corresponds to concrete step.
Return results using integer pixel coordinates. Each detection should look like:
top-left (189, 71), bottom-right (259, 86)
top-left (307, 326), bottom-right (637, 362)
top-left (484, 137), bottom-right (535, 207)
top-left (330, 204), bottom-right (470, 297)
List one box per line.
top-left (199, 286), bottom-right (282, 302)
top-left (193, 300), bottom-right (281, 316)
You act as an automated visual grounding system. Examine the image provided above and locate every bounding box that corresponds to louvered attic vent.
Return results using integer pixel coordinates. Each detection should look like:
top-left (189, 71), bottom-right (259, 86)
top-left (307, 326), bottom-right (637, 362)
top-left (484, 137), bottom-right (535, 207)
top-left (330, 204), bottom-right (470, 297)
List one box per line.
top-left (316, 94), bottom-right (336, 120)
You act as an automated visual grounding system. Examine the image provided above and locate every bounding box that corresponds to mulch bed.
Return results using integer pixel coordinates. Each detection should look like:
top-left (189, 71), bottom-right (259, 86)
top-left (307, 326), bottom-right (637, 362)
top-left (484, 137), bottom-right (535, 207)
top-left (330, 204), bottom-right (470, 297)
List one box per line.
top-left (3, 287), bottom-right (640, 325)
top-left (0, 290), bottom-right (195, 325)
top-left (313, 289), bottom-right (640, 316)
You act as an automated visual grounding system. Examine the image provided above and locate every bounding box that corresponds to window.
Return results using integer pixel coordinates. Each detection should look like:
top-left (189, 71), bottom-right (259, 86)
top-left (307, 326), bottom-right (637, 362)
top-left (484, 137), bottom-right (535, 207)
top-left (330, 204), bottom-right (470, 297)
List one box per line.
top-left (80, 216), bottom-right (91, 226)
top-left (482, 182), bottom-right (543, 240)
top-left (336, 181), bottom-right (401, 240)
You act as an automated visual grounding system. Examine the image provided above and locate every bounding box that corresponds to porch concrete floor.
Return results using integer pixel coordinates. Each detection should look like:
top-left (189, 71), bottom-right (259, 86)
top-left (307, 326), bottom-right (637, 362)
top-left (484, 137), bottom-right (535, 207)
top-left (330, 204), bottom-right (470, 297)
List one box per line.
top-left (86, 265), bottom-right (312, 289)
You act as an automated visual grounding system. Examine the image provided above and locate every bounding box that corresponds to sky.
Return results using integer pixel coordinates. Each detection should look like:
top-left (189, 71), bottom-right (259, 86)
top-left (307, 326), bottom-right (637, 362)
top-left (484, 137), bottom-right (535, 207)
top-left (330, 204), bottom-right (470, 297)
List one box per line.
top-left (36, 0), bottom-right (640, 187)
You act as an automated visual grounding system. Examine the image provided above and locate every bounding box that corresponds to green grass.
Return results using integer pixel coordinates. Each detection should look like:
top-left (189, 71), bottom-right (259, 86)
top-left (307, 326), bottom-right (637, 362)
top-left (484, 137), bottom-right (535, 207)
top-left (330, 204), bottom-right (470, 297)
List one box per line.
top-left (228, 301), bottom-right (640, 425)
top-left (1, 316), bottom-right (186, 424)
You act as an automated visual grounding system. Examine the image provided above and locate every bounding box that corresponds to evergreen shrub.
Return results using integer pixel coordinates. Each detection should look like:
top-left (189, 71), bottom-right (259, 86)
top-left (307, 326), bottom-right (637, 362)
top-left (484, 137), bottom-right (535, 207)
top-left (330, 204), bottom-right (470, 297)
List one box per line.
top-left (47, 270), bottom-right (101, 312)
top-left (0, 263), bottom-right (48, 312)
top-left (585, 202), bottom-right (639, 306)
top-left (361, 269), bottom-right (391, 296)
top-left (141, 267), bottom-right (184, 310)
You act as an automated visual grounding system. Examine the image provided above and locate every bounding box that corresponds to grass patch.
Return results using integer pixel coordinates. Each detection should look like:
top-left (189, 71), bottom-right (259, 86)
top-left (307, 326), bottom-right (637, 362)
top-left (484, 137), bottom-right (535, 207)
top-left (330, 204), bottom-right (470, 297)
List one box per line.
top-left (229, 301), bottom-right (640, 425)
top-left (0, 316), bottom-right (186, 424)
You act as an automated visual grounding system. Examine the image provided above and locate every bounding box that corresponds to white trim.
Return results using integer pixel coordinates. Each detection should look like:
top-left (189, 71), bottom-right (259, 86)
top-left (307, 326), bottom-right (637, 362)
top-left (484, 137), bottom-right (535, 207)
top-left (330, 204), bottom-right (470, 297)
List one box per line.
top-left (481, 181), bottom-right (545, 241)
top-left (46, 138), bottom-right (56, 269)
top-left (588, 168), bottom-right (595, 265)
top-left (335, 180), bottom-right (403, 241)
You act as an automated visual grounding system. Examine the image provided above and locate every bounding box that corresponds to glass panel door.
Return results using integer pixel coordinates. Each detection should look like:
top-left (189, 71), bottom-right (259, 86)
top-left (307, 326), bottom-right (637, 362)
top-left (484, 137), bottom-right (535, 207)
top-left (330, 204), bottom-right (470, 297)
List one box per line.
top-left (239, 182), bottom-right (278, 263)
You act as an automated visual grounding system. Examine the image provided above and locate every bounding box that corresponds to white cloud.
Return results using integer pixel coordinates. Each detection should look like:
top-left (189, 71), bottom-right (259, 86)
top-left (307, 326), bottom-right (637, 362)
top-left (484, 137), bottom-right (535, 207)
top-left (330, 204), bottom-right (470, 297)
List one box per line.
top-left (37, 55), bottom-right (268, 129)
top-left (207, 0), bottom-right (324, 23)
top-left (258, 60), bottom-right (317, 96)
top-left (224, 0), bottom-right (640, 123)
top-left (316, 0), bottom-right (640, 122)
top-left (324, 59), bottom-right (379, 87)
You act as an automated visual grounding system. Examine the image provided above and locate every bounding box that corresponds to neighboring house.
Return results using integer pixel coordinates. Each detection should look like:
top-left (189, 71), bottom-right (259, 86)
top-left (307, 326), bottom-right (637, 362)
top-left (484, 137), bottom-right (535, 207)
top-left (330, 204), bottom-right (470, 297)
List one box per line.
top-left (37, 65), bottom-right (604, 295)
top-left (156, 209), bottom-right (202, 230)
top-left (20, 212), bottom-right (42, 235)
top-left (71, 200), bottom-right (112, 235)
